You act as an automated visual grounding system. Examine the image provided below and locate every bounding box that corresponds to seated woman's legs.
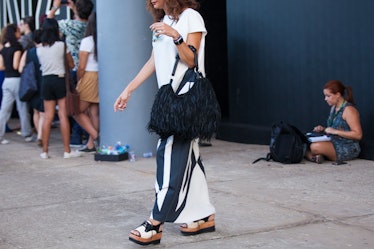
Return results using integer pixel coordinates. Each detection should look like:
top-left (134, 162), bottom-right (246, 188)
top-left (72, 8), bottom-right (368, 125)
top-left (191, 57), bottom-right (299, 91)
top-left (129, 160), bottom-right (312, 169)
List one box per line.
top-left (305, 142), bottom-right (337, 161)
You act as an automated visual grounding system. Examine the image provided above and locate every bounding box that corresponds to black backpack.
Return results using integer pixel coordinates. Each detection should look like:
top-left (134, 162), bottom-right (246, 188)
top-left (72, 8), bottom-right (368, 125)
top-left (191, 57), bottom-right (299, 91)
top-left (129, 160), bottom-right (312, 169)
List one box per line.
top-left (253, 121), bottom-right (309, 164)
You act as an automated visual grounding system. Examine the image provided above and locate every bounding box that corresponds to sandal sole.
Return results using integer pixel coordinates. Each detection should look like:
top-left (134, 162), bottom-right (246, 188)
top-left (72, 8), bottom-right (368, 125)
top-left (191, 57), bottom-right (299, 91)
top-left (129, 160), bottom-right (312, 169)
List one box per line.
top-left (129, 233), bottom-right (162, 245)
top-left (180, 220), bottom-right (215, 236)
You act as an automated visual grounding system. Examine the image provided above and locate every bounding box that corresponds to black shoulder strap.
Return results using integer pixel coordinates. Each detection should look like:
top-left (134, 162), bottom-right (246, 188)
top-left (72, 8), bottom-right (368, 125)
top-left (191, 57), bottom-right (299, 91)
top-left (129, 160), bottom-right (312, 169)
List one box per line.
top-left (252, 153), bottom-right (272, 164)
top-left (169, 55), bottom-right (180, 85)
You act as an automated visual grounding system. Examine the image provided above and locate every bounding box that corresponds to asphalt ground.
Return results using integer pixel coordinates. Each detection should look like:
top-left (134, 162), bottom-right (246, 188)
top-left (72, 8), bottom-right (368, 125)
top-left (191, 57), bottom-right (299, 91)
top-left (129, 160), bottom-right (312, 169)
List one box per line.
top-left (1, 120), bottom-right (373, 249)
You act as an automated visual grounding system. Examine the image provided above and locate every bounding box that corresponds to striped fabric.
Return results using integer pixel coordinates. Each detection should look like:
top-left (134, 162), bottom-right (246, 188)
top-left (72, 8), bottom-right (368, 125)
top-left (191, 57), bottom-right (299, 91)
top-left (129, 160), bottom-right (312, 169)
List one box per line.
top-left (151, 136), bottom-right (215, 224)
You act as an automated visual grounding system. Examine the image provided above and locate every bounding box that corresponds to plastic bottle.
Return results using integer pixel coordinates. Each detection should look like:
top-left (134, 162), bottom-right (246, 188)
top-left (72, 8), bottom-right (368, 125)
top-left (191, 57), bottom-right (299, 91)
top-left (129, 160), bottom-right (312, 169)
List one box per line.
top-left (143, 152), bottom-right (153, 158)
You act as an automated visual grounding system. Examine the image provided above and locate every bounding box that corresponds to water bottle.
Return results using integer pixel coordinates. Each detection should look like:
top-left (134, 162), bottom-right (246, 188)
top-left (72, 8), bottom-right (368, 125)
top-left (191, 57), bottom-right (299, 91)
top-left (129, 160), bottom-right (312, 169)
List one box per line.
top-left (143, 152), bottom-right (153, 158)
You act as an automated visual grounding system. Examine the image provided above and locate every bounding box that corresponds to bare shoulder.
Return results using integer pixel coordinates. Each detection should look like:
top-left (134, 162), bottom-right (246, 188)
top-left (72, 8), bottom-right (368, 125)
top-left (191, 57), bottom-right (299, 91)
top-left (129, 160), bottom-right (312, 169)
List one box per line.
top-left (343, 105), bottom-right (360, 118)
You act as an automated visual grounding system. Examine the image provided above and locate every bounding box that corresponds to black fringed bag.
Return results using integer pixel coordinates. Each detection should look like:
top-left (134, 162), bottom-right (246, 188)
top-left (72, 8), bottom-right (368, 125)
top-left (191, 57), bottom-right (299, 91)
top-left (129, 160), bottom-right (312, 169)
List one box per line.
top-left (148, 45), bottom-right (221, 140)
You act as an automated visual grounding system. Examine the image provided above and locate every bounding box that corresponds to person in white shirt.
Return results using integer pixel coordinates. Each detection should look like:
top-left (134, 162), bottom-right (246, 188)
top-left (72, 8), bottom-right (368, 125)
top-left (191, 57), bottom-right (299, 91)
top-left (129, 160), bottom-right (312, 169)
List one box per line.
top-left (73, 12), bottom-right (99, 152)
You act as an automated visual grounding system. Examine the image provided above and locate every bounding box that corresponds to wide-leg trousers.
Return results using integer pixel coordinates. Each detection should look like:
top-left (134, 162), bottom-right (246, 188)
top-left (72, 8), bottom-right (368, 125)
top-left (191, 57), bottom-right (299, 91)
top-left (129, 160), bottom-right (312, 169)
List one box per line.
top-left (151, 135), bottom-right (215, 224)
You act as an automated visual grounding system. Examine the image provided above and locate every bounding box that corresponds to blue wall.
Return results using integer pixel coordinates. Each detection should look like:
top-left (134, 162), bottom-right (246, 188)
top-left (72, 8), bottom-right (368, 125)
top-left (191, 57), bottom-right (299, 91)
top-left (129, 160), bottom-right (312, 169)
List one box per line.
top-left (96, 0), bottom-right (158, 157)
top-left (220, 0), bottom-right (374, 151)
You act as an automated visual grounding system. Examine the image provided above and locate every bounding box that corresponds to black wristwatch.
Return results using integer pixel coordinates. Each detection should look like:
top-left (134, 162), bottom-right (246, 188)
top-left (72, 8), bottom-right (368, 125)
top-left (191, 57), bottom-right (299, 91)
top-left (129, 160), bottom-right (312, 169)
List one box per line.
top-left (173, 35), bottom-right (183, 45)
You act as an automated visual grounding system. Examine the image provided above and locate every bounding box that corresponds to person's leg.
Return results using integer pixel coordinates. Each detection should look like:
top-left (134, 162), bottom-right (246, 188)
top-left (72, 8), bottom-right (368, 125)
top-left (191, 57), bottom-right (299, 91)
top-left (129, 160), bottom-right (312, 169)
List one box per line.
top-left (129, 136), bottom-right (215, 245)
top-left (152, 137), bottom-right (215, 223)
top-left (307, 141), bottom-right (337, 162)
top-left (89, 103), bottom-right (100, 134)
top-left (69, 120), bottom-right (83, 146)
top-left (41, 100), bottom-right (56, 153)
top-left (0, 72), bottom-right (12, 134)
top-left (15, 97), bottom-right (32, 138)
top-left (87, 103), bottom-right (100, 149)
top-left (36, 110), bottom-right (44, 146)
top-left (33, 109), bottom-right (39, 133)
top-left (0, 79), bottom-right (15, 141)
top-left (57, 97), bottom-right (72, 153)
top-left (74, 101), bottom-right (99, 149)
top-left (69, 70), bottom-right (88, 147)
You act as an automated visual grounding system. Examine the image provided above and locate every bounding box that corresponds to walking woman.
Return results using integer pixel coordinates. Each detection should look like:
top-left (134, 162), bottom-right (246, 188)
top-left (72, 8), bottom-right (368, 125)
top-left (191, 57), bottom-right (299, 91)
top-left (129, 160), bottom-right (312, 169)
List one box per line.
top-left (114, 0), bottom-right (215, 245)
top-left (37, 18), bottom-right (81, 159)
top-left (0, 24), bottom-right (32, 144)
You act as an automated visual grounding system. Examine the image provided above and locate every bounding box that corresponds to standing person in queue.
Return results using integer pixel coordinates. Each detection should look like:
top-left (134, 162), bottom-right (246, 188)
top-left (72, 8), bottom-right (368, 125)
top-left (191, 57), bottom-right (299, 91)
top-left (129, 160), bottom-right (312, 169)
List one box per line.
top-left (305, 80), bottom-right (362, 164)
top-left (74, 12), bottom-right (99, 152)
top-left (114, 0), bottom-right (216, 246)
top-left (48, 0), bottom-right (94, 148)
top-left (19, 29), bottom-right (44, 147)
top-left (37, 18), bottom-right (81, 159)
top-left (18, 16), bottom-right (35, 50)
top-left (0, 24), bottom-right (32, 144)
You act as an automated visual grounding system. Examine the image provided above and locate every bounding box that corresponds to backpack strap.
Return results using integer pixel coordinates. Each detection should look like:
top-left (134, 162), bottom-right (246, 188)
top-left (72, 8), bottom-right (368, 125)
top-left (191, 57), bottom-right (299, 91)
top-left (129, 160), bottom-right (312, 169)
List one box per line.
top-left (252, 153), bottom-right (272, 164)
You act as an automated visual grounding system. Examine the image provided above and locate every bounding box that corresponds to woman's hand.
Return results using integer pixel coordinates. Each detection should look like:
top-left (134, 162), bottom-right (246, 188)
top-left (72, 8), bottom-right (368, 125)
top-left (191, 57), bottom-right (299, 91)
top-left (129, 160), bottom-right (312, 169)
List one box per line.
top-left (150, 22), bottom-right (179, 40)
top-left (324, 127), bottom-right (338, 135)
top-left (114, 88), bottom-right (131, 112)
top-left (313, 125), bottom-right (325, 133)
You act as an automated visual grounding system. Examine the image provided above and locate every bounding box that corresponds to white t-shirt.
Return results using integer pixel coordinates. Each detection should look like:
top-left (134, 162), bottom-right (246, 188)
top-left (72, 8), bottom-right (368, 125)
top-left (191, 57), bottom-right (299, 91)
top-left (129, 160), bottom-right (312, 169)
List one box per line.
top-left (152, 8), bottom-right (207, 90)
top-left (37, 41), bottom-right (67, 76)
top-left (79, 35), bottom-right (98, 72)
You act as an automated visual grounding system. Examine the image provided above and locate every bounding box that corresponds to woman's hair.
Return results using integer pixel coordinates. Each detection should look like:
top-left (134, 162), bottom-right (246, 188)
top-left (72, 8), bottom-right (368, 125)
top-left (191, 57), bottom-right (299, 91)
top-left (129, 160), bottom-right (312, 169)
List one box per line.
top-left (40, 18), bottom-right (60, 46)
top-left (84, 12), bottom-right (97, 60)
top-left (21, 16), bottom-right (35, 32)
top-left (2, 24), bottom-right (20, 46)
top-left (76, 0), bottom-right (94, 20)
top-left (146, 0), bottom-right (200, 22)
top-left (33, 29), bottom-right (42, 44)
top-left (324, 80), bottom-right (355, 105)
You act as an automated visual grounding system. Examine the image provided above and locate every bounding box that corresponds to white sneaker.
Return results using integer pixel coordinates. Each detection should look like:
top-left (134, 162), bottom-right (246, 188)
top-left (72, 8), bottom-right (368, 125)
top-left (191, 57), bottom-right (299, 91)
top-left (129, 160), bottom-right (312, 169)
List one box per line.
top-left (25, 135), bottom-right (35, 142)
top-left (40, 152), bottom-right (49, 159)
top-left (64, 150), bottom-right (82, 159)
top-left (1, 139), bottom-right (9, 145)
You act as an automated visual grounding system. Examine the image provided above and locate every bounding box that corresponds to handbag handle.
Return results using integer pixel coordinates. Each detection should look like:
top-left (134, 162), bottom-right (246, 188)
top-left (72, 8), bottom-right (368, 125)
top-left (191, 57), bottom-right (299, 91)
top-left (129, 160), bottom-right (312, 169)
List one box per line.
top-left (188, 45), bottom-right (199, 72)
top-left (169, 45), bottom-right (199, 85)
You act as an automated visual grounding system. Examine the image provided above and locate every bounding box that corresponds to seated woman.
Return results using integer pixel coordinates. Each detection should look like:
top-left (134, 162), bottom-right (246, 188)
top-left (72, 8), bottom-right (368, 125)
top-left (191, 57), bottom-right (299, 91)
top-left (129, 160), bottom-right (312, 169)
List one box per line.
top-left (305, 80), bottom-right (363, 164)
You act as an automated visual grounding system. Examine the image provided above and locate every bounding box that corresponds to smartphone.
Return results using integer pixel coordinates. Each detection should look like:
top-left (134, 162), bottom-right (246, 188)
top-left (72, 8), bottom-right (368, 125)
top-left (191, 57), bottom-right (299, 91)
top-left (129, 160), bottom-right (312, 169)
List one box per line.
top-left (61, 0), bottom-right (69, 4)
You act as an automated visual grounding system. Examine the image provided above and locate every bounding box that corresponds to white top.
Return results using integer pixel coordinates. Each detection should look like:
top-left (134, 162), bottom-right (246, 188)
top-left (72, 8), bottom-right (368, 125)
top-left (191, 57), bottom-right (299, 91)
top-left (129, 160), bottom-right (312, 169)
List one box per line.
top-left (152, 8), bottom-right (207, 90)
top-left (79, 36), bottom-right (98, 72)
top-left (37, 41), bottom-right (67, 76)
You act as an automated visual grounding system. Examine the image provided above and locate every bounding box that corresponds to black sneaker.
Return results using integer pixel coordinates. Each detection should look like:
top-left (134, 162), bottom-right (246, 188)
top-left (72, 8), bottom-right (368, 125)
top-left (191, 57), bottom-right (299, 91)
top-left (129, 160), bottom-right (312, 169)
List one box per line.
top-left (79, 146), bottom-right (96, 153)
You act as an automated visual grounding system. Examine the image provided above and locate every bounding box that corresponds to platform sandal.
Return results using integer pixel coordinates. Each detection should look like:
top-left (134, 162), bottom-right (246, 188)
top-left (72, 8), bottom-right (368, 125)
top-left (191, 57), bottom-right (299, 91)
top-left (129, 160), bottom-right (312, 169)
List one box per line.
top-left (129, 220), bottom-right (163, 246)
top-left (180, 214), bottom-right (215, 236)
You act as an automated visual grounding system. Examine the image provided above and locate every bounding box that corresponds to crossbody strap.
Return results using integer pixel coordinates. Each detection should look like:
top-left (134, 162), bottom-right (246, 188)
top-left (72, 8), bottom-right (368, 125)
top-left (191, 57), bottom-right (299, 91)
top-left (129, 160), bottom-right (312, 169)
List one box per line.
top-left (169, 55), bottom-right (180, 85)
top-left (169, 45), bottom-right (199, 85)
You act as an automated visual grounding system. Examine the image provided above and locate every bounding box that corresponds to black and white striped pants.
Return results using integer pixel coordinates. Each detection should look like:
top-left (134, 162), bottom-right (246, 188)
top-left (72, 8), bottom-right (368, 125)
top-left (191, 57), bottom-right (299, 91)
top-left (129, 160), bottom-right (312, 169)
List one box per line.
top-left (151, 136), bottom-right (215, 223)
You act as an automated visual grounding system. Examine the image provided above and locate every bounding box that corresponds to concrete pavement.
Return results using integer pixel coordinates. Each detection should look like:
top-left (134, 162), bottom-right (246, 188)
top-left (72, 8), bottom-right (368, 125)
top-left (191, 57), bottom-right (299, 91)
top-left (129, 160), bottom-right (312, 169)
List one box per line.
top-left (1, 123), bottom-right (374, 249)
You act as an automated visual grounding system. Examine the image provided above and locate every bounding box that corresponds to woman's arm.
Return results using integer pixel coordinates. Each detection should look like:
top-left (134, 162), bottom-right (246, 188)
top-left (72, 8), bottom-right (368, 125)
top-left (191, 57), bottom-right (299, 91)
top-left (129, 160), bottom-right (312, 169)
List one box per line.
top-left (13, 50), bottom-right (22, 71)
top-left (0, 54), bottom-right (4, 70)
top-left (66, 52), bottom-right (74, 70)
top-left (149, 22), bottom-right (202, 68)
top-left (176, 32), bottom-right (202, 68)
top-left (18, 51), bottom-right (28, 73)
top-left (113, 51), bottom-right (155, 112)
top-left (77, 50), bottom-right (88, 81)
top-left (325, 106), bottom-right (363, 140)
top-left (47, 0), bottom-right (61, 18)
